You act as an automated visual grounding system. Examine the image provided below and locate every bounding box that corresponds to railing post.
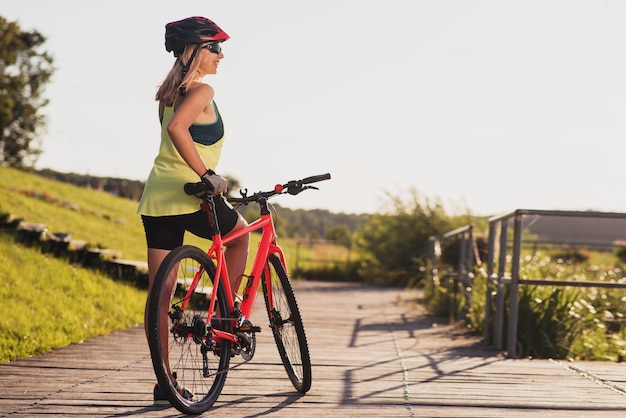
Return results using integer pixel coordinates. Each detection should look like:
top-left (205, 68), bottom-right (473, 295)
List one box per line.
top-left (506, 211), bottom-right (523, 358)
top-left (494, 218), bottom-right (508, 350)
top-left (484, 221), bottom-right (496, 344)
top-left (428, 236), bottom-right (439, 283)
top-left (463, 227), bottom-right (474, 320)
top-left (456, 230), bottom-right (468, 320)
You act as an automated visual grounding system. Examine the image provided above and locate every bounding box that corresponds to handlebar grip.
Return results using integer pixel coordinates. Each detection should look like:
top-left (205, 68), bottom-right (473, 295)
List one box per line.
top-left (301, 173), bottom-right (331, 184)
top-left (184, 182), bottom-right (208, 195)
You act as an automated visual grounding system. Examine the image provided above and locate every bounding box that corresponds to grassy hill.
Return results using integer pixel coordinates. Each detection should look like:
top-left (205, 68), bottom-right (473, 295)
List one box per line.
top-left (0, 167), bottom-right (150, 363)
top-left (1, 166), bottom-right (147, 261)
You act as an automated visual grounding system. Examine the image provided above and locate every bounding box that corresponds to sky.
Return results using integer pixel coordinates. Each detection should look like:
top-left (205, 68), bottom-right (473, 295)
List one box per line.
top-left (4, 1), bottom-right (626, 216)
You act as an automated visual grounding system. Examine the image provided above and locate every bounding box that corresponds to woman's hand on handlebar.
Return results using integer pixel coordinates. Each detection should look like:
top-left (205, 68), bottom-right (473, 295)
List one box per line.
top-left (201, 171), bottom-right (227, 194)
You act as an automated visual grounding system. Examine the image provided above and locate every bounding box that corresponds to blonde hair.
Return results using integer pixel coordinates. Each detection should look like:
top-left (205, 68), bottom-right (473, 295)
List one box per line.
top-left (155, 44), bottom-right (203, 105)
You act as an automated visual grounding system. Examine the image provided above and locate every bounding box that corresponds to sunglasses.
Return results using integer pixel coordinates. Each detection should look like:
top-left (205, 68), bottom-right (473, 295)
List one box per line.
top-left (202, 43), bottom-right (222, 54)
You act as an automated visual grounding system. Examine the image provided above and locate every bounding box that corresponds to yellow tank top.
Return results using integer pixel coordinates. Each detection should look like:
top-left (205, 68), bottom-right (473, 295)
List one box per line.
top-left (137, 104), bottom-right (224, 216)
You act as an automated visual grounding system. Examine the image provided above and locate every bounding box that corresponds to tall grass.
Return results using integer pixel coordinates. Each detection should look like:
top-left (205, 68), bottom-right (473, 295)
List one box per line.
top-left (426, 250), bottom-right (626, 361)
top-left (514, 253), bottom-right (626, 360)
top-left (515, 286), bottom-right (583, 359)
top-left (0, 234), bottom-right (145, 364)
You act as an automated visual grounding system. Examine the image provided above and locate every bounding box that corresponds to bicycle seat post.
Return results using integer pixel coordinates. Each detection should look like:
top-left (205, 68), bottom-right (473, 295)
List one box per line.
top-left (201, 194), bottom-right (221, 236)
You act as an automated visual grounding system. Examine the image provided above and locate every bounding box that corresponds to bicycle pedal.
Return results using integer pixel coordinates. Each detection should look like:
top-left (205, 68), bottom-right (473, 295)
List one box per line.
top-left (236, 324), bottom-right (261, 333)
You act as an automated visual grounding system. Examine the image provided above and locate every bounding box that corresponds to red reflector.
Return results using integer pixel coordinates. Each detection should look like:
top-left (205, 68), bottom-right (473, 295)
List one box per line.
top-left (274, 184), bottom-right (283, 193)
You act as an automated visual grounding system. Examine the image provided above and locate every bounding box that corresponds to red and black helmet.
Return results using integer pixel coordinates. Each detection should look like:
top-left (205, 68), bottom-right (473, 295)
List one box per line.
top-left (164, 16), bottom-right (229, 57)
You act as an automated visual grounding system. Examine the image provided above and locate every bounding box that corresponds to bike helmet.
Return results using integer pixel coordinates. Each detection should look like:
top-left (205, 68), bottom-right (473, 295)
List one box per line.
top-left (165, 16), bottom-right (230, 57)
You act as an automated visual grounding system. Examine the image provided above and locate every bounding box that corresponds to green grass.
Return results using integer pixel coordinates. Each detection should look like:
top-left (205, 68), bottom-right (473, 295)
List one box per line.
top-left (426, 249), bottom-right (626, 361)
top-left (516, 252), bottom-right (626, 361)
top-left (0, 233), bottom-right (145, 363)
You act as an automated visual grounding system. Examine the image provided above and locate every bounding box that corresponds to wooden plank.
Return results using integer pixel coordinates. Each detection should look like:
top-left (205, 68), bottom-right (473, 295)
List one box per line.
top-left (1, 281), bottom-right (626, 417)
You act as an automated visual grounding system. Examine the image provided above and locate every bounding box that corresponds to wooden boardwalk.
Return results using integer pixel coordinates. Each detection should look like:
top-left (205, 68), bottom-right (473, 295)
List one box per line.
top-left (2, 281), bottom-right (626, 417)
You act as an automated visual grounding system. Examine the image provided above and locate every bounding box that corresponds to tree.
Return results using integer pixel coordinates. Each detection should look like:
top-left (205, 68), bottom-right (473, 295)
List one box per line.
top-left (325, 225), bottom-right (353, 248)
top-left (0, 16), bottom-right (54, 168)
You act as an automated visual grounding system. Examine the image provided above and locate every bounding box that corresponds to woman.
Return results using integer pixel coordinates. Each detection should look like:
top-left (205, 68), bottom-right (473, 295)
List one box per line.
top-left (137, 16), bottom-right (249, 403)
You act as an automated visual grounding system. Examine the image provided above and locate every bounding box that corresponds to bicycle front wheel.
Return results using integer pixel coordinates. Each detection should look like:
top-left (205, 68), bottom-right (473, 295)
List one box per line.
top-left (262, 254), bottom-right (312, 393)
top-left (147, 245), bottom-right (231, 415)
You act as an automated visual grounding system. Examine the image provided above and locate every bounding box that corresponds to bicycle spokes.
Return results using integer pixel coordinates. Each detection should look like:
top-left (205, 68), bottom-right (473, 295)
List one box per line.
top-left (147, 246), bottom-right (231, 415)
top-left (262, 254), bottom-right (312, 393)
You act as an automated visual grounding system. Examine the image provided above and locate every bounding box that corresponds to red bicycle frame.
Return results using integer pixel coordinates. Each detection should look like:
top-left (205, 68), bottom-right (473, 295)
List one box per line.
top-left (180, 198), bottom-right (287, 345)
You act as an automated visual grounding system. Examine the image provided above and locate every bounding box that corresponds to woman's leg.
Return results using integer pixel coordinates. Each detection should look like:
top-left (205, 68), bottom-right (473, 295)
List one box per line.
top-left (223, 215), bottom-right (250, 298)
top-left (144, 247), bottom-right (170, 339)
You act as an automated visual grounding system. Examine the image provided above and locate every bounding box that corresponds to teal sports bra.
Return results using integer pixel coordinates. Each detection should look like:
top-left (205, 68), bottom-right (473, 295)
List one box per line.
top-left (189, 102), bottom-right (224, 146)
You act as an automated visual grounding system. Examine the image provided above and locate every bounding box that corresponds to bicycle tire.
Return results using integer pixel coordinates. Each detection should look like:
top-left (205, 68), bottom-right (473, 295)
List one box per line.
top-left (262, 254), bottom-right (312, 393)
top-left (147, 245), bottom-right (231, 415)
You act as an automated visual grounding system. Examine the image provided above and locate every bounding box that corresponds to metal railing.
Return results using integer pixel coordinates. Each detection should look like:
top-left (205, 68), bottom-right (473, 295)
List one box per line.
top-left (430, 209), bottom-right (626, 358)
top-left (429, 225), bottom-right (483, 322)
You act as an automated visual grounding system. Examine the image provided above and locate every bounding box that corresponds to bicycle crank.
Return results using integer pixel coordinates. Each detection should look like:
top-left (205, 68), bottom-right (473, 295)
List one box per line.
top-left (234, 320), bottom-right (261, 361)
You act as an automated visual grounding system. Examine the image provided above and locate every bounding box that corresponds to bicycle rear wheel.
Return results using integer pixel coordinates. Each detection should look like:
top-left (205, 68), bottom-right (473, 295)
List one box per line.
top-left (262, 254), bottom-right (312, 393)
top-left (147, 245), bottom-right (231, 415)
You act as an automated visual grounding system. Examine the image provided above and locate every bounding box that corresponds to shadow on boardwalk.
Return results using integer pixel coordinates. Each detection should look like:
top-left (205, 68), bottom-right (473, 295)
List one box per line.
top-left (1, 281), bottom-right (626, 417)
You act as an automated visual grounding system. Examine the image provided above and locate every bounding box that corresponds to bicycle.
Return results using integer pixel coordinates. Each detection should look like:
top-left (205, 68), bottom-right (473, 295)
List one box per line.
top-left (146, 173), bottom-right (331, 415)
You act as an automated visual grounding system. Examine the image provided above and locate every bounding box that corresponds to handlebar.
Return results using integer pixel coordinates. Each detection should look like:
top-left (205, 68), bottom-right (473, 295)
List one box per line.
top-left (184, 173), bottom-right (331, 204)
top-left (298, 173), bottom-right (332, 185)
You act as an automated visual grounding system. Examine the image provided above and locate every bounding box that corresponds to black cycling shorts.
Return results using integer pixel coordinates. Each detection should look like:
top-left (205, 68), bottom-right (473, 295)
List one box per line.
top-left (141, 196), bottom-right (239, 250)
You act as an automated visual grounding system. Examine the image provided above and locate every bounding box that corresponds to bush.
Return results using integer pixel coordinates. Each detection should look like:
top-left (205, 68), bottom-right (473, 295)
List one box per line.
top-left (355, 189), bottom-right (458, 287)
top-left (615, 246), bottom-right (626, 263)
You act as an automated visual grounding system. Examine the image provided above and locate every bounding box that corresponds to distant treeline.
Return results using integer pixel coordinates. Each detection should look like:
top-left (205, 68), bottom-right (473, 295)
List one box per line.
top-left (38, 169), bottom-right (146, 201)
top-left (36, 169), bottom-right (367, 240)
